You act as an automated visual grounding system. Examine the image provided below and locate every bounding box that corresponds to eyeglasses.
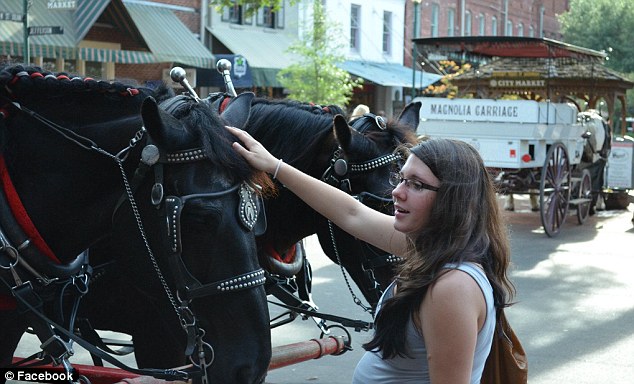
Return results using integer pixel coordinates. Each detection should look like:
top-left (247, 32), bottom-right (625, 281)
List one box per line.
top-left (389, 172), bottom-right (439, 192)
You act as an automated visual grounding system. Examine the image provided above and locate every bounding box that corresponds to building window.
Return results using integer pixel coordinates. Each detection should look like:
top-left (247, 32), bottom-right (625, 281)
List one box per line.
top-left (464, 10), bottom-right (472, 36)
top-left (517, 22), bottom-right (524, 37)
top-left (256, 6), bottom-right (272, 28)
top-left (276, 4), bottom-right (284, 28)
top-left (431, 4), bottom-right (439, 37)
top-left (350, 4), bottom-right (361, 51)
top-left (491, 16), bottom-right (497, 35)
top-left (447, 8), bottom-right (455, 36)
top-left (256, 5), bottom-right (283, 28)
top-left (222, 3), bottom-right (241, 24)
top-left (221, 3), bottom-right (255, 25)
top-left (382, 11), bottom-right (392, 54)
top-left (478, 13), bottom-right (485, 36)
top-left (506, 20), bottom-right (513, 36)
top-left (529, 25), bottom-right (535, 37)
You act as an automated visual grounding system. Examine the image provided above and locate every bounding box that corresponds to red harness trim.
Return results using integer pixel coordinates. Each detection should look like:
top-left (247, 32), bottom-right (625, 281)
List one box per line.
top-left (0, 293), bottom-right (16, 310)
top-left (264, 243), bottom-right (296, 264)
top-left (219, 97), bottom-right (231, 114)
top-left (0, 156), bottom-right (59, 263)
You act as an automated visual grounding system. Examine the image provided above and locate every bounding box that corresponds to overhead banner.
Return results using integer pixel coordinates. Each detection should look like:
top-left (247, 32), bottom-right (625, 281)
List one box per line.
top-left (199, 54), bottom-right (253, 88)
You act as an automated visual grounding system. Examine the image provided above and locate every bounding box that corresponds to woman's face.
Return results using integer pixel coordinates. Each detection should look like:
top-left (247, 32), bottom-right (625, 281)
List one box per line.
top-left (391, 155), bottom-right (440, 234)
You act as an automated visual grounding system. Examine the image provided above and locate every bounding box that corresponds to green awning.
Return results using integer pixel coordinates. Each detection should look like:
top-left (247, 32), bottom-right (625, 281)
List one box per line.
top-left (209, 26), bottom-right (298, 87)
top-left (123, 2), bottom-right (214, 68)
top-left (0, 0), bottom-right (213, 67)
top-left (74, 0), bottom-right (110, 41)
top-left (338, 61), bottom-right (443, 88)
top-left (251, 68), bottom-right (283, 88)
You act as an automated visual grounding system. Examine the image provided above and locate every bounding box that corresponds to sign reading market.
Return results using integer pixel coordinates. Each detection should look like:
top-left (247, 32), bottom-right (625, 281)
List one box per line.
top-left (489, 71), bottom-right (546, 88)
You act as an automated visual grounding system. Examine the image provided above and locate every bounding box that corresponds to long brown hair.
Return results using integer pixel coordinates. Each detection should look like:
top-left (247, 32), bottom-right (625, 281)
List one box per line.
top-left (363, 138), bottom-right (515, 358)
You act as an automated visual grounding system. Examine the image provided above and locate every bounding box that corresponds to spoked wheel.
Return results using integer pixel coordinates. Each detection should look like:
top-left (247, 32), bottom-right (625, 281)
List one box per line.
top-left (575, 169), bottom-right (592, 224)
top-left (539, 142), bottom-right (571, 237)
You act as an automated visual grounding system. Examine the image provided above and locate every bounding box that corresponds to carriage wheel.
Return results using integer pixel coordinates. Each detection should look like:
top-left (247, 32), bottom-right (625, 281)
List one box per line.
top-left (539, 142), bottom-right (571, 237)
top-left (576, 169), bottom-right (592, 224)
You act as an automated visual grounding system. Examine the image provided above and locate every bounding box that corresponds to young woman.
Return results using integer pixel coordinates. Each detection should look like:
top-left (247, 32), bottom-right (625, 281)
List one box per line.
top-left (226, 126), bottom-right (516, 384)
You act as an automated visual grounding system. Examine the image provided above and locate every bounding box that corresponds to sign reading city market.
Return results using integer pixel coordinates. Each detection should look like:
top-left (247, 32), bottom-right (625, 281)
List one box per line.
top-left (489, 71), bottom-right (546, 88)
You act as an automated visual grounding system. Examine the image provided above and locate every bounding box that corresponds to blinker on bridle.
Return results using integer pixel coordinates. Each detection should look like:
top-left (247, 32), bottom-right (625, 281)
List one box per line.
top-left (321, 113), bottom-right (400, 193)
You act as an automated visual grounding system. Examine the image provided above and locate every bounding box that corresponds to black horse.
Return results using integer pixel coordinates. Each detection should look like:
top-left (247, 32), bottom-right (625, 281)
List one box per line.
top-left (0, 65), bottom-right (272, 383)
top-left (241, 98), bottom-right (420, 311)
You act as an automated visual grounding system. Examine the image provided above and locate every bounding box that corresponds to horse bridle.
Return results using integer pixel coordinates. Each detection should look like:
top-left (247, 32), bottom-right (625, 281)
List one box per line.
top-left (320, 113), bottom-right (404, 312)
top-left (1, 94), bottom-right (265, 383)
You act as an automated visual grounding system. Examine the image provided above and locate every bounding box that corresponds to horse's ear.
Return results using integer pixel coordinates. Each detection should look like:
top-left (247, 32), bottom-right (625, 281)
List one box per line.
top-left (141, 96), bottom-right (194, 148)
top-left (333, 114), bottom-right (353, 149)
top-left (222, 92), bottom-right (254, 129)
top-left (397, 101), bottom-right (421, 132)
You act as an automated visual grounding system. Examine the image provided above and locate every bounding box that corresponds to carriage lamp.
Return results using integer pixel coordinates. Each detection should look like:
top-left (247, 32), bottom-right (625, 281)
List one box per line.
top-left (521, 154), bottom-right (532, 162)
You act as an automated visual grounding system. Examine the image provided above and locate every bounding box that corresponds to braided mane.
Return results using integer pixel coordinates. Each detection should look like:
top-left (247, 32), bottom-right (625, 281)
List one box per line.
top-left (0, 64), bottom-right (151, 99)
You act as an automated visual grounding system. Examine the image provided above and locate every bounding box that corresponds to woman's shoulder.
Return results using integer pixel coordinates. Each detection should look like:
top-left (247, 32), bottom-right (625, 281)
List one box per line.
top-left (433, 267), bottom-right (484, 299)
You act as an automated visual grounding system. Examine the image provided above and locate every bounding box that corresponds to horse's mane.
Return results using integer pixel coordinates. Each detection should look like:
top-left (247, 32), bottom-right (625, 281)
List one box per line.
top-left (0, 64), bottom-right (273, 193)
top-left (0, 64), bottom-right (153, 155)
top-left (247, 97), bottom-right (417, 169)
top-left (246, 98), bottom-right (344, 169)
top-left (0, 64), bottom-right (154, 101)
top-left (158, 86), bottom-right (275, 194)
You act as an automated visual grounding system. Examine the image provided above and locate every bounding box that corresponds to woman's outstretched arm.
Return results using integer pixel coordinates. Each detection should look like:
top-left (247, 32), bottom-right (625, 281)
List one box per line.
top-left (226, 126), bottom-right (407, 256)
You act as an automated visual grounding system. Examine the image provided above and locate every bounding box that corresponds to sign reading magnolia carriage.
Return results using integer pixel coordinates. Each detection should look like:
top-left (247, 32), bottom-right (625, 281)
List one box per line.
top-left (419, 98), bottom-right (540, 123)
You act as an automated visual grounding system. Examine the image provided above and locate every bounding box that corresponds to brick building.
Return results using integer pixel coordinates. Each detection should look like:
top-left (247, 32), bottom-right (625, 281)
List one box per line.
top-left (404, 1), bottom-right (569, 68)
top-left (0, 0), bottom-right (211, 87)
top-left (0, 0), bottom-right (574, 113)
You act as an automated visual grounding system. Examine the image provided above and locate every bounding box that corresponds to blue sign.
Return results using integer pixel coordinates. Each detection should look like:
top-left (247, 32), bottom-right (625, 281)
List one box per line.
top-left (201, 54), bottom-right (253, 89)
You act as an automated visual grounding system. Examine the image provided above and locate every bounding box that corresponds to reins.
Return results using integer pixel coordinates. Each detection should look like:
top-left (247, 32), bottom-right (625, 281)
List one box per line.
top-left (0, 90), bottom-right (263, 383)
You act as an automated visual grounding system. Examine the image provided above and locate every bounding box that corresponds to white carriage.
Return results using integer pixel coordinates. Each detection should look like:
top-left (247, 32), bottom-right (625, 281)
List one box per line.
top-left (415, 97), bottom-right (604, 236)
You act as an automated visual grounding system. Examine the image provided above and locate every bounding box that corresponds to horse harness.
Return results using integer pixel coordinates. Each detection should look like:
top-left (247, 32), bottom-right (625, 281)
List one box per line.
top-left (321, 113), bottom-right (404, 311)
top-left (0, 93), bottom-right (265, 383)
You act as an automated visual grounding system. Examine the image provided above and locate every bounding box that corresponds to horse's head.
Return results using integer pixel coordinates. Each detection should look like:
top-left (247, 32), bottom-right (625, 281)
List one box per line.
top-left (580, 109), bottom-right (611, 162)
top-left (331, 103), bottom-right (420, 207)
top-left (111, 90), bottom-right (272, 383)
top-left (317, 102), bottom-right (421, 308)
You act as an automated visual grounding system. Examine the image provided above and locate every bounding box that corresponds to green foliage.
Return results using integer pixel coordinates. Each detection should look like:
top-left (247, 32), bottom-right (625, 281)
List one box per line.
top-left (276, 0), bottom-right (363, 106)
top-left (559, 0), bottom-right (634, 118)
top-left (559, 0), bottom-right (634, 73)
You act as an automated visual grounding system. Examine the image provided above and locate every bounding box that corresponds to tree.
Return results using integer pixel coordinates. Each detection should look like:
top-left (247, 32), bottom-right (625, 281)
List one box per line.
top-left (275, 0), bottom-right (362, 106)
top-left (559, 0), bottom-right (634, 117)
top-left (559, 0), bottom-right (634, 73)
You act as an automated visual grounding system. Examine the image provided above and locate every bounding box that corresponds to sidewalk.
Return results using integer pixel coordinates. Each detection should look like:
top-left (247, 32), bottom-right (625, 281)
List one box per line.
top-left (505, 197), bottom-right (634, 384)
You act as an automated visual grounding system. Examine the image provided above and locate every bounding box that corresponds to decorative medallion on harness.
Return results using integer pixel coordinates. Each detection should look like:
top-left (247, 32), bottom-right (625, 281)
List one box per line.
top-left (239, 183), bottom-right (259, 231)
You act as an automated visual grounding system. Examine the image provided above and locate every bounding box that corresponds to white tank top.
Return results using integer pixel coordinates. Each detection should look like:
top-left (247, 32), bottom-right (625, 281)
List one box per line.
top-left (352, 262), bottom-right (495, 384)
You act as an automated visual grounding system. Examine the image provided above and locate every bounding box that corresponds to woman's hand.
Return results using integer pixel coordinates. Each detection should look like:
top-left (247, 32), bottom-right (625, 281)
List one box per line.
top-left (226, 126), bottom-right (279, 174)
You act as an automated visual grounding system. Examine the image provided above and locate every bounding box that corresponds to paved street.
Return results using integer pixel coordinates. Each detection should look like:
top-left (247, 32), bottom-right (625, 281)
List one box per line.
top-left (12, 195), bottom-right (634, 383)
top-left (266, 194), bottom-right (634, 384)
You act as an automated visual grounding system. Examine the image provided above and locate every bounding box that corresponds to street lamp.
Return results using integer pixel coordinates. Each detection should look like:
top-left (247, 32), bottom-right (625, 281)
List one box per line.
top-left (411, 0), bottom-right (422, 99)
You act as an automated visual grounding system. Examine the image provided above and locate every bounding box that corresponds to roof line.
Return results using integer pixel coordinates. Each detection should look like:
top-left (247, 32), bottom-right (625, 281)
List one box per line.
top-left (413, 36), bottom-right (607, 59)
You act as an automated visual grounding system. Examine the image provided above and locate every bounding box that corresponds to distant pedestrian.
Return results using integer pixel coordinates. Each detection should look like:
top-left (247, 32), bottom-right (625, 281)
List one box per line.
top-left (349, 104), bottom-right (370, 121)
